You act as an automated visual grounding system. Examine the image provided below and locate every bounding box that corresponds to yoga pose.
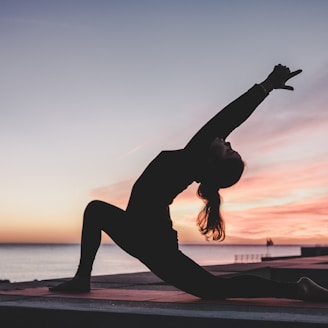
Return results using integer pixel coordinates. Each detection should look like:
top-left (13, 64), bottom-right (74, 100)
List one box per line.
top-left (50, 64), bottom-right (328, 301)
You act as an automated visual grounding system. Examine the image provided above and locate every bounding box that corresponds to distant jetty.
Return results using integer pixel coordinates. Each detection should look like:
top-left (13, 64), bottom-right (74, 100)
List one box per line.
top-left (301, 246), bottom-right (328, 257)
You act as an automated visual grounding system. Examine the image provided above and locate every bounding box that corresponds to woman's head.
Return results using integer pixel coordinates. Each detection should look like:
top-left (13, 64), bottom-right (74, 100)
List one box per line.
top-left (196, 138), bottom-right (245, 241)
top-left (206, 137), bottom-right (245, 189)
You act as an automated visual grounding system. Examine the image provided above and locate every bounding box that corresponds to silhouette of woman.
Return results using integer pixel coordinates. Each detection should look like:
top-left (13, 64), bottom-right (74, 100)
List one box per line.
top-left (50, 64), bottom-right (328, 301)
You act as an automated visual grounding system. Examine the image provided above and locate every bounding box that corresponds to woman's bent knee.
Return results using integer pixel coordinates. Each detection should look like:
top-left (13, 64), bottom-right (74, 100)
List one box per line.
top-left (84, 200), bottom-right (105, 217)
top-left (85, 200), bottom-right (105, 212)
top-left (83, 200), bottom-right (125, 225)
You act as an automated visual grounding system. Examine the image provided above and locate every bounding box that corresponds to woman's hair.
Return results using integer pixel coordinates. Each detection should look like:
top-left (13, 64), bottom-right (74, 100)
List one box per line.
top-left (196, 157), bottom-right (245, 241)
top-left (197, 184), bottom-right (225, 241)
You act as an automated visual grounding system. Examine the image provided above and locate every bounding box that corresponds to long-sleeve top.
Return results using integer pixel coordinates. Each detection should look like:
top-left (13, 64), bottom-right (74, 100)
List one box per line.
top-left (125, 84), bottom-right (268, 240)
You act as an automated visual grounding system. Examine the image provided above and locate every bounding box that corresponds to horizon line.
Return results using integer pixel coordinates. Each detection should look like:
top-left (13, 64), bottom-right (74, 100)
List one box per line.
top-left (1, 242), bottom-right (325, 247)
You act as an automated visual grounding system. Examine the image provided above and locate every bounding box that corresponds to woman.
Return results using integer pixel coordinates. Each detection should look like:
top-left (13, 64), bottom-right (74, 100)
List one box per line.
top-left (50, 64), bottom-right (328, 301)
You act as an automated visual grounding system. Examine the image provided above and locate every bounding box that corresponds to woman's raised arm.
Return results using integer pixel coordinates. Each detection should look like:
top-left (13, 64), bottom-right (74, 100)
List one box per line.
top-left (185, 65), bottom-right (302, 155)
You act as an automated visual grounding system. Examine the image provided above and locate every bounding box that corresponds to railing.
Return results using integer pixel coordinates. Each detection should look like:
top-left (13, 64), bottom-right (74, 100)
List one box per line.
top-left (234, 253), bottom-right (271, 263)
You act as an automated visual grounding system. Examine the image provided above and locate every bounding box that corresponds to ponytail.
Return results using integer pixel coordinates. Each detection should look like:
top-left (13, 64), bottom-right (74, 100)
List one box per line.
top-left (197, 183), bottom-right (225, 241)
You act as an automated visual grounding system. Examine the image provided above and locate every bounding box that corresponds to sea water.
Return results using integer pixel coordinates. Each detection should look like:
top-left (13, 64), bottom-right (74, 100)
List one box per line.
top-left (0, 243), bottom-right (301, 283)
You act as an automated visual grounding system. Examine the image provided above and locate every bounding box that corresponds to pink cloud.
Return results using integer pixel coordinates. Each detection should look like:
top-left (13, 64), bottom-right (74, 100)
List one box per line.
top-left (222, 155), bottom-right (328, 203)
top-left (221, 186), bottom-right (328, 245)
top-left (89, 179), bottom-right (134, 208)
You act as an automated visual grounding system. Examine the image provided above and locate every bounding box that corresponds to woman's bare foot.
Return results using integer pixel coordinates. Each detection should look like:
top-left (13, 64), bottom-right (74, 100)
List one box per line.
top-left (49, 276), bottom-right (90, 293)
top-left (297, 277), bottom-right (328, 302)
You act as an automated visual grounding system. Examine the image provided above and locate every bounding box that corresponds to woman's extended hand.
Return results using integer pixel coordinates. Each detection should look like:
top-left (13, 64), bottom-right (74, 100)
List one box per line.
top-left (260, 64), bottom-right (302, 92)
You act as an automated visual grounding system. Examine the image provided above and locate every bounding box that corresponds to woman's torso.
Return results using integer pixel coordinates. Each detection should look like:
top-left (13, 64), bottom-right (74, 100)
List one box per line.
top-left (126, 149), bottom-right (195, 226)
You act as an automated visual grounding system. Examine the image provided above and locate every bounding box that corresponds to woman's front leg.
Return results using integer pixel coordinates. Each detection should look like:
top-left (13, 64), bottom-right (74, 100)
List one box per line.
top-left (49, 200), bottom-right (126, 293)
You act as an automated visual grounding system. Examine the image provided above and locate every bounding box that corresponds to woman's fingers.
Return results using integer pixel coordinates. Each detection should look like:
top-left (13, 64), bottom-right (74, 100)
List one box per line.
top-left (288, 69), bottom-right (303, 80)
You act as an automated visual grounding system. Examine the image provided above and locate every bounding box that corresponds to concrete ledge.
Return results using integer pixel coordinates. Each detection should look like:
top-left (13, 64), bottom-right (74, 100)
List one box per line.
top-left (1, 255), bottom-right (328, 328)
top-left (2, 297), bottom-right (328, 328)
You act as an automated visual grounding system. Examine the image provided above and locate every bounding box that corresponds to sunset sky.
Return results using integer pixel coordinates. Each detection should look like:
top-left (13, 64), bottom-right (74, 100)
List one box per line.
top-left (1, 0), bottom-right (328, 245)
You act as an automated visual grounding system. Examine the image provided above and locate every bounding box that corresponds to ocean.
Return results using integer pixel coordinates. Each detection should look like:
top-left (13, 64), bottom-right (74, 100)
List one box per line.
top-left (0, 244), bottom-right (301, 283)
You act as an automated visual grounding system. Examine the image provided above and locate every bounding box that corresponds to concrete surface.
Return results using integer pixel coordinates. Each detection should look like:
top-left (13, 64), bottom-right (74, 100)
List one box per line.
top-left (1, 254), bottom-right (328, 327)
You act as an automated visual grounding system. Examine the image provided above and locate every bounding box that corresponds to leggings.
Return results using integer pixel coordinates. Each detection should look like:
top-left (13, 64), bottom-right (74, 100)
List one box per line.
top-left (76, 200), bottom-right (298, 299)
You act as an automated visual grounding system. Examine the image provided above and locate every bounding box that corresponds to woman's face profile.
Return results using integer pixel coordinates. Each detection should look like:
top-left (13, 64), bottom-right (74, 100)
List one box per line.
top-left (208, 137), bottom-right (241, 166)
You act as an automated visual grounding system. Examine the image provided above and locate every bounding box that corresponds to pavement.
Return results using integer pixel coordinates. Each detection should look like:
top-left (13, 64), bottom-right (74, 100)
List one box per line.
top-left (1, 254), bottom-right (328, 327)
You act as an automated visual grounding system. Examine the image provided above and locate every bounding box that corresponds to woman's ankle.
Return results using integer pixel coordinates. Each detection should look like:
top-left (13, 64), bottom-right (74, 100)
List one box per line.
top-left (49, 276), bottom-right (91, 293)
top-left (74, 273), bottom-right (91, 281)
